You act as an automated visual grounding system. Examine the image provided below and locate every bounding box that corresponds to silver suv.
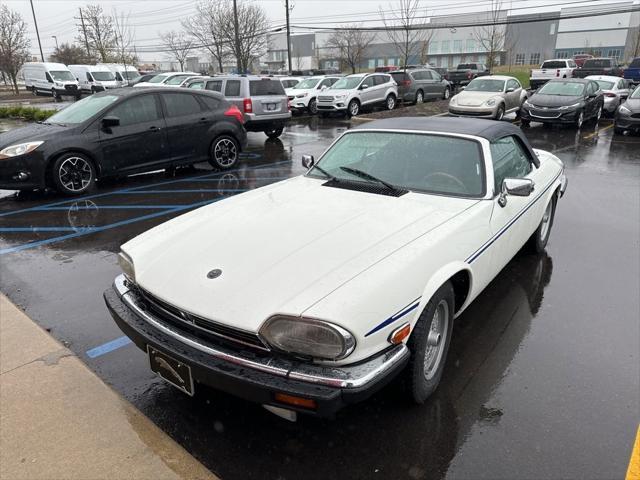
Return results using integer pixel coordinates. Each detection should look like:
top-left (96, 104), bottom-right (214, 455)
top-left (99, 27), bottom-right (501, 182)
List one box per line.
top-left (203, 75), bottom-right (291, 138)
top-left (316, 73), bottom-right (398, 117)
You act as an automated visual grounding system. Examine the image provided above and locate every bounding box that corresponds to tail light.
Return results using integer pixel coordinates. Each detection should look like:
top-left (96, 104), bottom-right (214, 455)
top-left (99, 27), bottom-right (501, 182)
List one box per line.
top-left (467, 71), bottom-right (473, 79)
top-left (604, 92), bottom-right (616, 98)
top-left (243, 98), bottom-right (253, 113)
top-left (402, 80), bottom-right (411, 86)
top-left (224, 104), bottom-right (244, 123)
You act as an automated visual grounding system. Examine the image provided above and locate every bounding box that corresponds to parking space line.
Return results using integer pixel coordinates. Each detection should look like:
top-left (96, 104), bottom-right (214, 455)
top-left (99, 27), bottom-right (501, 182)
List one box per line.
top-left (35, 205), bottom-right (194, 211)
top-left (0, 227), bottom-right (96, 232)
top-left (178, 177), bottom-right (290, 182)
top-left (583, 124), bottom-right (613, 140)
top-left (627, 425), bottom-right (640, 480)
top-left (117, 189), bottom-right (248, 194)
top-left (86, 335), bottom-right (132, 359)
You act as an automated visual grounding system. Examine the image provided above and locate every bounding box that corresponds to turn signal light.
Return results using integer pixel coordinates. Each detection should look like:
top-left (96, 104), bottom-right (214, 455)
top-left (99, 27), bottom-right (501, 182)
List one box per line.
top-left (224, 104), bottom-right (245, 123)
top-left (243, 98), bottom-right (253, 113)
top-left (389, 323), bottom-right (411, 344)
top-left (274, 393), bottom-right (317, 410)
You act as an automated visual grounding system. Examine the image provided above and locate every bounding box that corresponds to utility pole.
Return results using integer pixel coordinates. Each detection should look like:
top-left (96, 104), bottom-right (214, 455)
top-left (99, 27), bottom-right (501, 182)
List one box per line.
top-left (79, 8), bottom-right (91, 58)
top-left (285, 0), bottom-right (292, 74)
top-left (29, 0), bottom-right (44, 62)
top-left (233, 0), bottom-right (242, 73)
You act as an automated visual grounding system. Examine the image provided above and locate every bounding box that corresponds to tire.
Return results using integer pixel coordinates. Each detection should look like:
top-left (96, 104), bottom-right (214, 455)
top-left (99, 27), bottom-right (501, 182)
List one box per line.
top-left (308, 98), bottom-right (318, 115)
top-left (209, 135), bottom-right (239, 169)
top-left (51, 153), bottom-right (96, 195)
top-left (51, 89), bottom-right (59, 101)
top-left (520, 118), bottom-right (531, 127)
top-left (404, 281), bottom-right (455, 404)
top-left (592, 104), bottom-right (602, 124)
top-left (265, 127), bottom-right (284, 139)
top-left (442, 87), bottom-right (451, 100)
top-left (528, 195), bottom-right (557, 253)
top-left (415, 90), bottom-right (424, 104)
top-left (494, 104), bottom-right (505, 120)
top-left (386, 94), bottom-right (396, 111)
top-left (575, 110), bottom-right (584, 129)
top-left (614, 126), bottom-right (626, 135)
top-left (347, 99), bottom-right (360, 117)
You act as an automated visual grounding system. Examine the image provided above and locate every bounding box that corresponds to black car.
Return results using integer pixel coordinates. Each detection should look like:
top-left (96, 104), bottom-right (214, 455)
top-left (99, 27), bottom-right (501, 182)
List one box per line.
top-left (0, 88), bottom-right (247, 195)
top-left (519, 78), bottom-right (604, 128)
top-left (614, 85), bottom-right (640, 134)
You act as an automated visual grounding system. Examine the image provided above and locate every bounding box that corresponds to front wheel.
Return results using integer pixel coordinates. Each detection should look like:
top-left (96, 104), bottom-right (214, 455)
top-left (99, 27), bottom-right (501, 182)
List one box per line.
top-left (209, 135), bottom-right (239, 169)
top-left (264, 127), bottom-right (284, 139)
top-left (494, 104), bottom-right (505, 120)
top-left (404, 282), bottom-right (455, 404)
top-left (528, 195), bottom-right (556, 253)
top-left (51, 153), bottom-right (96, 195)
top-left (442, 87), bottom-right (451, 100)
top-left (308, 98), bottom-right (318, 115)
top-left (386, 94), bottom-right (396, 111)
top-left (347, 99), bottom-right (360, 117)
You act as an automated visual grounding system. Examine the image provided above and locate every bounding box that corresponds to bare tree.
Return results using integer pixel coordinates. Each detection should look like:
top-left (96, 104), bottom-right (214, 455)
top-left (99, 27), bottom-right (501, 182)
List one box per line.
top-left (112, 9), bottom-right (137, 71)
top-left (326, 26), bottom-right (375, 74)
top-left (50, 43), bottom-right (91, 65)
top-left (160, 31), bottom-right (194, 72)
top-left (218, 0), bottom-right (269, 73)
top-left (380, 0), bottom-right (433, 70)
top-left (0, 5), bottom-right (31, 94)
top-left (473, 0), bottom-right (506, 71)
top-left (77, 4), bottom-right (116, 62)
top-left (182, 0), bottom-right (229, 73)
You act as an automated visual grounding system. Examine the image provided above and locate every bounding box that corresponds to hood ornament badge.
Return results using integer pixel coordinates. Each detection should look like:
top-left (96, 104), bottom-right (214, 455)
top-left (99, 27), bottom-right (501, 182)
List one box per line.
top-left (207, 269), bottom-right (222, 279)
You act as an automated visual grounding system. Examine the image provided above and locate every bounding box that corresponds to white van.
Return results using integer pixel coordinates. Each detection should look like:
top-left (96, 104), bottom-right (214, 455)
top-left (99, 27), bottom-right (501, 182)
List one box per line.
top-left (98, 64), bottom-right (140, 87)
top-left (21, 62), bottom-right (80, 99)
top-left (68, 64), bottom-right (119, 92)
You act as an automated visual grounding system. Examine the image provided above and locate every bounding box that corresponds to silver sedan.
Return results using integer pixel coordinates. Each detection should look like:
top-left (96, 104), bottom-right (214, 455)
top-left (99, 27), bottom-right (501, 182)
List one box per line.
top-left (448, 75), bottom-right (528, 120)
top-left (585, 75), bottom-right (631, 114)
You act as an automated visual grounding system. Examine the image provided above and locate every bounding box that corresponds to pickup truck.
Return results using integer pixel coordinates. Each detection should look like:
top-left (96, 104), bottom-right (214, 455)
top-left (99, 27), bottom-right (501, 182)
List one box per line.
top-left (529, 59), bottom-right (577, 90)
top-left (573, 57), bottom-right (624, 78)
top-left (623, 57), bottom-right (640, 85)
top-left (447, 63), bottom-right (490, 86)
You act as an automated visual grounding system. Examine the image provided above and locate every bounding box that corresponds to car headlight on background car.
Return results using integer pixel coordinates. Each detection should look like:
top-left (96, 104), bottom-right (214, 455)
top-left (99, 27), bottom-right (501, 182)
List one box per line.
top-left (118, 251), bottom-right (136, 284)
top-left (485, 98), bottom-right (497, 106)
top-left (558, 102), bottom-right (581, 110)
top-left (334, 94), bottom-right (346, 100)
top-left (523, 100), bottom-right (533, 108)
top-left (295, 93), bottom-right (308, 98)
top-left (449, 96), bottom-right (457, 105)
top-left (260, 315), bottom-right (356, 361)
top-left (619, 105), bottom-right (631, 115)
top-left (0, 141), bottom-right (44, 160)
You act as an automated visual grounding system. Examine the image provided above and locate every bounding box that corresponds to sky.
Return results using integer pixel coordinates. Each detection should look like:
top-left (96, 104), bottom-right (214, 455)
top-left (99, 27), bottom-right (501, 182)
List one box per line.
top-left (3, 0), bottom-right (637, 62)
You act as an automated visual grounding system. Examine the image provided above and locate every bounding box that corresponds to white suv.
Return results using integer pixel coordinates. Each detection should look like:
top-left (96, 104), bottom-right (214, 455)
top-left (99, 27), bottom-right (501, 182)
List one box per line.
top-left (316, 73), bottom-right (398, 117)
top-left (286, 76), bottom-right (341, 114)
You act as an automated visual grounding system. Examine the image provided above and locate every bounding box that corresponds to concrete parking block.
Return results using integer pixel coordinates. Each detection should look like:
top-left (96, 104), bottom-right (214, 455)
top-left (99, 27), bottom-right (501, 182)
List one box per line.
top-left (0, 294), bottom-right (216, 480)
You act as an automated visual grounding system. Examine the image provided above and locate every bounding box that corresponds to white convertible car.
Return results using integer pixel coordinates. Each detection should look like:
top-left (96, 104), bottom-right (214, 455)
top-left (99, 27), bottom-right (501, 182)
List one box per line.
top-left (104, 117), bottom-right (567, 420)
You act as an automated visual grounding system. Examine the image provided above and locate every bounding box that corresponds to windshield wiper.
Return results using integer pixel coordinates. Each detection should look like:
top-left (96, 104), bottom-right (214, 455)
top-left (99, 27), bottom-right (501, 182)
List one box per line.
top-left (313, 165), bottom-right (339, 182)
top-left (339, 166), bottom-right (402, 193)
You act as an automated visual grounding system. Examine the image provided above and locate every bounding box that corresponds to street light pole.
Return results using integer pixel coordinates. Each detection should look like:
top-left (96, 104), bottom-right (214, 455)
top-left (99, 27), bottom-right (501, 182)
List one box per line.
top-left (51, 36), bottom-right (59, 51)
top-left (233, 0), bottom-right (242, 73)
top-left (29, 0), bottom-right (45, 62)
top-left (285, 0), bottom-right (292, 74)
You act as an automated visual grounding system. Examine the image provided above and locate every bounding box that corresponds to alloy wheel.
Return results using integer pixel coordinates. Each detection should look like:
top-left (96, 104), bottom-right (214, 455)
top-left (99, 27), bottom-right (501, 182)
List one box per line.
top-left (423, 299), bottom-right (450, 381)
top-left (58, 157), bottom-right (93, 192)
top-left (349, 101), bottom-right (359, 116)
top-left (443, 88), bottom-right (450, 100)
top-left (387, 95), bottom-right (396, 110)
top-left (214, 138), bottom-right (237, 167)
top-left (416, 91), bottom-right (424, 104)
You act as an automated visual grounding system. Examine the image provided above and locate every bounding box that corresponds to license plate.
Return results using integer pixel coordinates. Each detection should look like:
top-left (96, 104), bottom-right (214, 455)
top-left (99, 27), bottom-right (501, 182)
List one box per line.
top-left (147, 345), bottom-right (194, 396)
top-left (266, 103), bottom-right (277, 111)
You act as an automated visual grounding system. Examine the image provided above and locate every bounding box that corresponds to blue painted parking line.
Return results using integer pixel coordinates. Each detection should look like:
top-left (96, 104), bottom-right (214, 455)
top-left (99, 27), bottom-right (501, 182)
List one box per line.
top-left (0, 226), bottom-right (96, 232)
top-left (86, 335), bottom-right (132, 358)
top-left (35, 205), bottom-right (192, 211)
top-left (116, 189), bottom-right (248, 194)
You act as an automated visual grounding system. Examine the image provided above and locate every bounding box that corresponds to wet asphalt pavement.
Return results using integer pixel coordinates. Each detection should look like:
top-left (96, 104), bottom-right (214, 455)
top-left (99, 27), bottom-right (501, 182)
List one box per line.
top-left (0, 115), bottom-right (638, 480)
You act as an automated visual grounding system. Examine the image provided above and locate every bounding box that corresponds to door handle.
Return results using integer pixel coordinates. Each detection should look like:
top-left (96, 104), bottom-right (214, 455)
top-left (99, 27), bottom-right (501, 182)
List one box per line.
top-left (198, 117), bottom-right (208, 124)
top-left (149, 126), bottom-right (160, 131)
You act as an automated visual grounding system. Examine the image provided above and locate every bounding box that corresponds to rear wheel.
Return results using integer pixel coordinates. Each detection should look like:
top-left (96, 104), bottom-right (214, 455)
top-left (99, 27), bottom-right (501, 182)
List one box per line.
top-left (209, 135), bottom-right (239, 169)
top-left (415, 90), bottom-right (424, 104)
top-left (442, 87), bottom-right (451, 100)
top-left (404, 282), bottom-right (455, 404)
top-left (265, 127), bottom-right (284, 139)
top-left (51, 153), bottom-right (96, 195)
top-left (386, 94), bottom-right (396, 111)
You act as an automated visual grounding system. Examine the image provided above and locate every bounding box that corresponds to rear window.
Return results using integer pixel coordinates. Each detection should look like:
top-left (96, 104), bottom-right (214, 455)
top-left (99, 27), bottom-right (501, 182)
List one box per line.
top-left (541, 61), bottom-right (567, 69)
top-left (629, 58), bottom-right (640, 68)
top-left (390, 72), bottom-right (408, 82)
top-left (583, 59), bottom-right (612, 68)
top-left (457, 64), bottom-right (476, 70)
top-left (249, 80), bottom-right (285, 96)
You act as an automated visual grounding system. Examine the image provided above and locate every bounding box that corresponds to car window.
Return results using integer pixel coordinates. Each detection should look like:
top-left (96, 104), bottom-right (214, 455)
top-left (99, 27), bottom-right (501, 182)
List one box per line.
top-left (594, 80), bottom-right (614, 90)
top-left (206, 80), bottom-right (222, 92)
top-left (541, 61), bottom-right (567, 69)
top-left (45, 72), bottom-right (53, 82)
top-left (225, 80), bottom-right (241, 96)
top-left (319, 78), bottom-right (333, 88)
top-left (109, 94), bottom-right (160, 126)
top-left (490, 136), bottom-right (533, 194)
top-left (583, 59), bottom-right (611, 68)
top-left (432, 71), bottom-right (441, 81)
top-left (200, 95), bottom-right (221, 110)
top-left (166, 75), bottom-right (192, 86)
top-left (86, 72), bottom-right (92, 81)
top-left (163, 93), bottom-right (202, 117)
top-left (391, 72), bottom-right (409, 82)
top-left (422, 71), bottom-right (433, 80)
top-left (507, 79), bottom-right (520, 90)
top-left (249, 79), bottom-right (285, 96)
top-left (188, 81), bottom-right (204, 90)
top-left (371, 75), bottom-right (384, 86)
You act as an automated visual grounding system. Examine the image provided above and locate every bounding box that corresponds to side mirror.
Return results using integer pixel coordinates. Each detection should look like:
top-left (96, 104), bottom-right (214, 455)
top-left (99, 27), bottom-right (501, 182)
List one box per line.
top-left (499, 178), bottom-right (535, 207)
top-left (506, 87), bottom-right (515, 93)
top-left (360, 84), bottom-right (369, 90)
top-left (320, 85), bottom-right (328, 90)
top-left (302, 154), bottom-right (314, 169)
top-left (101, 116), bottom-right (120, 128)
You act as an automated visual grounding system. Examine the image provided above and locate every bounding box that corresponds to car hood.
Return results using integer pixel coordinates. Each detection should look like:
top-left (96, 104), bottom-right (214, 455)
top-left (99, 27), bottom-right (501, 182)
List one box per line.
top-left (529, 94), bottom-right (583, 107)
top-left (123, 176), bottom-right (478, 332)
top-left (455, 91), bottom-right (502, 106)
top-left (0, 122), bottom-right (69, 149)
top-left (623, 98), bottom-right (640, 112)
top-left (287, 88), bottom-right (315, 96)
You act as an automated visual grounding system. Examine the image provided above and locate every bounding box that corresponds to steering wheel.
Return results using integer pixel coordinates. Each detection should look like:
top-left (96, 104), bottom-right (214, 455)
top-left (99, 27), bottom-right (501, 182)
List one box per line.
top-left (422, 172), bottom-right (468, 193)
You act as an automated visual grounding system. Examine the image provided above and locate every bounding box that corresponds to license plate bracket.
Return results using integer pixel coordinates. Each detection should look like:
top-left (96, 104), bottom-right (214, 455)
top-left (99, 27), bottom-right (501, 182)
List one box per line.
top-left (147, 345), bottom-right (194, 396)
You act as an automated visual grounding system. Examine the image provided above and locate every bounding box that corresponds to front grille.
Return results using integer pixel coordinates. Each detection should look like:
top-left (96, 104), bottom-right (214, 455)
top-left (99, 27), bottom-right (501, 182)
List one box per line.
top-left (530, 109), bottom-right (561, 118)
top-left (65, 84), bottom-right (78, 91)
top-left (318, 96), bottom-right (334, 102)
top-left (449, 109), bottom-right (488, 116)
top-left (137, 288), bottom-right (269, 352)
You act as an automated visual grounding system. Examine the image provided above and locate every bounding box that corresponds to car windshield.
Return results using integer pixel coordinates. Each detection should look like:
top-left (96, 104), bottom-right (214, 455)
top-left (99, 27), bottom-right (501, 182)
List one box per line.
top-left (631, 87), bottom-right (640, 99)
top-left (91, 71), bottom-right (115, 81)
top-left (148, 74), bottom-right (169, 84)
top-left (293, 78), bottom-right (321, 89)
top-left (538, 81), bottom-right (585, 96)
top-left (541, 61), bottom-right (567, 69)
top-left (594, 80), bottom-right (615, 90)
top-left (166, 75), bottom-right (191, 85)
top-left (45, 94), bottom-right (119, 125)
top-left (331, 77), bottom-right (363, 89)
top-left (465, 79), bottom-right (505, 92)
top-left (122, 71), bottom-right (139, 80)
top-left (308, 132), bottom-right (485, 197)
top-left (50, 70), bottom-right (75, 82)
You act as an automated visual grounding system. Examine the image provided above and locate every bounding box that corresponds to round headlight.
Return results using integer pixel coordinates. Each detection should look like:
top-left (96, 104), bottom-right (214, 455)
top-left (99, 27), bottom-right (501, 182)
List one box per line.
top-left (260, 316), bottom-right (355, 360)
top-left (118, 251), bottom-right (136, 283)
top-left (486, 98), bottom-right (496, 106)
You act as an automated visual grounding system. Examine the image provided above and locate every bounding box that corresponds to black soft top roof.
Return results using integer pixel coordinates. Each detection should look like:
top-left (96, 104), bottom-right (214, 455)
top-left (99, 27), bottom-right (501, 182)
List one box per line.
top-left (353, 117), bottom-right (540, 167)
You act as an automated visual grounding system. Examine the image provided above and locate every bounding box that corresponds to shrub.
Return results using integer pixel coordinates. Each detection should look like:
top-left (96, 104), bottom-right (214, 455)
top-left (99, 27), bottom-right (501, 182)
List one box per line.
top-left (0, 105), bottom-right (56, 121)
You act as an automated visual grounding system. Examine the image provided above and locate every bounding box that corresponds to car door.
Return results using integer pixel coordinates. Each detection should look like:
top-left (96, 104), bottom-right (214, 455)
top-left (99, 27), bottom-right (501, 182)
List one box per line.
top-left (160, 92), bottom-right (211, 163)
top-left (98, 93), bottom-right (170, 173)
top-left (506, 79), bottom-right (522, 110)
top-left (375, 75), bottom-right (392, 103)
top-left (430, 70), bottom-right (445, 97)
top-left (359, 75), bottom-right (377, 105)
top-left (487, 136), bottom-right (541, 273)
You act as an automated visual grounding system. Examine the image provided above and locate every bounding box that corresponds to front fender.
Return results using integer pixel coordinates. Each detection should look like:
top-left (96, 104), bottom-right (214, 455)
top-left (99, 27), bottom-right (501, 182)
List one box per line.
top-left (415, 262), bottom-right (473, 321)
